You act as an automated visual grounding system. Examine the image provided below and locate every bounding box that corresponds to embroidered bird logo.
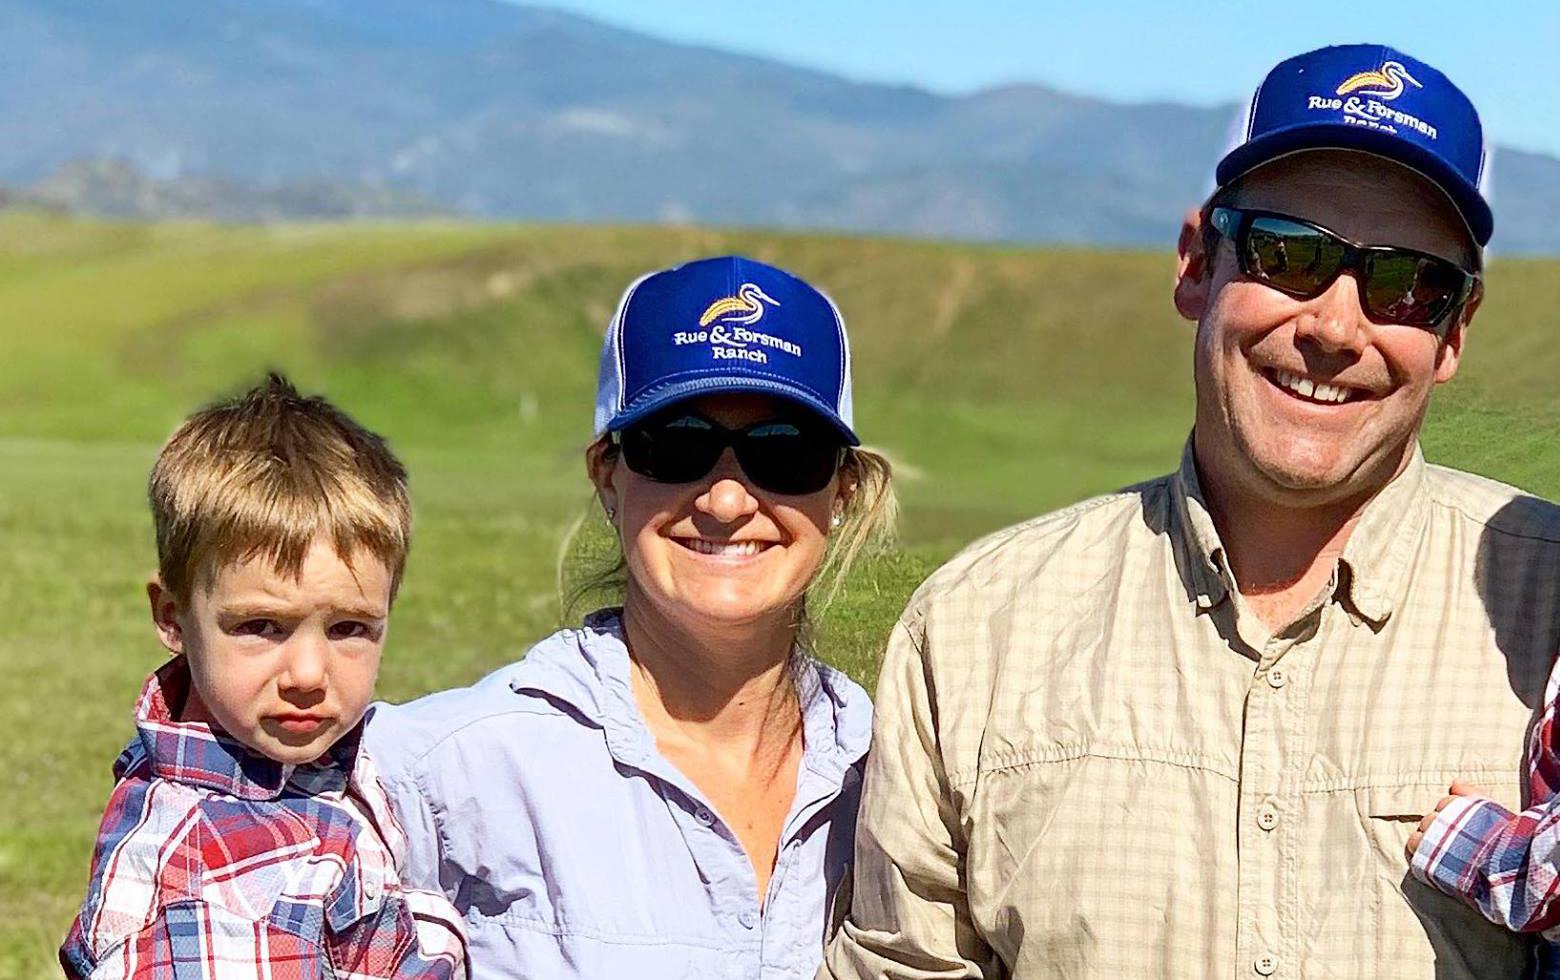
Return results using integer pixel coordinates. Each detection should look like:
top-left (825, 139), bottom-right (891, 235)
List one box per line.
top-left (1336, 61), bottom-right (1423, 101)
top-left (698, 283), bottom-right (780, 327)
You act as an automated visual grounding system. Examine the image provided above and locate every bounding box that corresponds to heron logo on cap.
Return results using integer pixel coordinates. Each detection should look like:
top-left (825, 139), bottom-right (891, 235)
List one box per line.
top-left (699, 283), bottom-right (780, 327)
top-left (1305, 60), bottom-right (1440, 140)
top-left (673, 283), bottom-right (803, 366)
top-left (1336, 61), bottom-right (1422, 102)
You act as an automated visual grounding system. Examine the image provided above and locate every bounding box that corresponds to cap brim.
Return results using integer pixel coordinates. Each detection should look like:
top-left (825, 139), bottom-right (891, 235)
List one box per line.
top-left (607, 375), bottom-right (860, 446)
top-left (1216, 122), bottom-right (1492, 246)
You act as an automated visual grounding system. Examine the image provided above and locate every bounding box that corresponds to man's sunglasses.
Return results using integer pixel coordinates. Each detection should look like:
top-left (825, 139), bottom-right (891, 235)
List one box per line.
top-left (1208, 207), bottom-right (1479, 333)
top-left (617, 412), bottom-right (844, 496)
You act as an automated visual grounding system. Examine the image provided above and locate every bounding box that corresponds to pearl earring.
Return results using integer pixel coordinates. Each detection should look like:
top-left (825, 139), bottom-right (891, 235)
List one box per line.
top-left (605, 505), bottom-right (617, 521)
top-left (831, 513), bottom-right (843, 528)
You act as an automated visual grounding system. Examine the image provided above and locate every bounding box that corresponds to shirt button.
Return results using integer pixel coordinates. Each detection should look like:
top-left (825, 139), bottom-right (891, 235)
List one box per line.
top-left (1256, 804), bottom-right (1280, 832)
top-left (1254, 953), bottom-right (1279, 976)
top-left (1267, 668), bottom-right (1287, 689)
top-left (362, 876), bottom-right (380, 901)
top-left (738, 909), bottom-right (758, 929)
top-left (695, 807), bottom-right (715, 826)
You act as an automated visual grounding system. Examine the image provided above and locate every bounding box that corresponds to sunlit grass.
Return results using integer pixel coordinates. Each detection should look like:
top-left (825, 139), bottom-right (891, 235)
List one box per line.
top-left (1, 212), bottom-right (1556, 976)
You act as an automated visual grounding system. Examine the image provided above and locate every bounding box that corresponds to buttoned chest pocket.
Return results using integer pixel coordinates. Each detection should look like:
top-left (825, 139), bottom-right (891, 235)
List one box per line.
top-left (1352, 780), bottom-right (1531, 979)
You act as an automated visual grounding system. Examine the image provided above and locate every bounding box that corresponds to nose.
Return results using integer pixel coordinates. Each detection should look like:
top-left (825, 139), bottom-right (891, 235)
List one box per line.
top-left (1292, 272), bottom-right (1368, 355)
top-left (278, 631), bottom-right (328, 697)
top-left (694, 450), bottom-right (760, 523)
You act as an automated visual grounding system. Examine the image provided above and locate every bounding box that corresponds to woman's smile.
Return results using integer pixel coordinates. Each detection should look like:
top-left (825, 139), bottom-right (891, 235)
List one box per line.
top-left (670, 536), bottom-right (777, 559)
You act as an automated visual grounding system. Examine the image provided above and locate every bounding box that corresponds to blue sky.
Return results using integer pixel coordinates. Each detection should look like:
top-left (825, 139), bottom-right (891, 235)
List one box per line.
top-left (519, 0), bottom-right (1560, 159)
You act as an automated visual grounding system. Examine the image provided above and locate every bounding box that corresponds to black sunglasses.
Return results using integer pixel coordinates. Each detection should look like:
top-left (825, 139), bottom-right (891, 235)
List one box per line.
top-left (617, 411), bottom-right (844, 496)
top-left (1208, 207), bottom-right (1479, 333)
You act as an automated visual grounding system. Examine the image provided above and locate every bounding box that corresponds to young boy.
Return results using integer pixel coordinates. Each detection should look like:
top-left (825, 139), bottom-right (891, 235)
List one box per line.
top-left (60, 374), bottom-right (467, 980)
top-left (1409, 663), bottom-right (1560, 970)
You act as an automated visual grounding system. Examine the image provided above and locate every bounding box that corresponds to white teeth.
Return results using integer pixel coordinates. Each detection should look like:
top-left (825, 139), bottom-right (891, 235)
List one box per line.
top-left (684, 539), bottom-right (765, 556)
top-left (1274, 370), bottom-right (1351, 405)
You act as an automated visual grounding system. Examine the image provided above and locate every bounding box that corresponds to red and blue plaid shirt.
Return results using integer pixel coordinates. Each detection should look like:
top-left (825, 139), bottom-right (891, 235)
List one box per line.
top-left (1413, 651), bottom-right (1560, 938)
top-left (60, 658), bottom-right (467, 980)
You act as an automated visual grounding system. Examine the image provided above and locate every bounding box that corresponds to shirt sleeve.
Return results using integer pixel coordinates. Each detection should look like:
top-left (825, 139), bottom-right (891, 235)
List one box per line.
top-left (1410, 647), bottom-right (1560, 937)
top-left (402, 889), bottom-right (470, 980)
top-left (820, 615), bottom-right (996, 979)
top-left (378, 768), bottom-right (448, 895)
top-left (327, 891), bottom-right (469, 980)
top-left (67, 901), bottom-right (329, 980)
top-left (1411, 791), bottom-right (1560, 936)
top-left (364, 708), bottom-right (450, 898)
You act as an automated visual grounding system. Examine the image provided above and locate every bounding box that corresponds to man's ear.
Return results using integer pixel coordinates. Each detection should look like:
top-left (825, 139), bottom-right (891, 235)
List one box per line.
top-left (1174, 206), bottom-right (1213, 322)
top-left (1433, 283), bottom-right (1480, 385)
top-left (147, 576), bottom-right (185, 656)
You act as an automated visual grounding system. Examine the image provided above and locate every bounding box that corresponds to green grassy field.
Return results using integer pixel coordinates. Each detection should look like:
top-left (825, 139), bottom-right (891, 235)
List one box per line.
top-left (2, 211), bottom-right (1558, 977)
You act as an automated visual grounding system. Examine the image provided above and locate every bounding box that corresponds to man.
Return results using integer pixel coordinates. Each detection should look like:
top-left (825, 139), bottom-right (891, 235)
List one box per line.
top-left (822, 44), bottom-right (1560, 979)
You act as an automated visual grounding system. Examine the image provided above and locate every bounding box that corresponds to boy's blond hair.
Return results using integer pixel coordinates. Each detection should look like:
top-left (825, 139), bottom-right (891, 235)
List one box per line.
top-left (150, 373), bottom-right (411, 600)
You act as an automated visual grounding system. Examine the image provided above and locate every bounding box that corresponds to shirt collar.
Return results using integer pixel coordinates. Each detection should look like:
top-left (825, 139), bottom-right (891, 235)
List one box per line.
top-left (1170, 437), bottom-right (1431, 626)
top-left (1169, 441), bottom-right (1233, 612)
top-left (509, 607), bottom-right (872, 779)
top-left (126, 657), bottom-right (362, 802)
top-left (1336, 444), bottom-right (1430, 623)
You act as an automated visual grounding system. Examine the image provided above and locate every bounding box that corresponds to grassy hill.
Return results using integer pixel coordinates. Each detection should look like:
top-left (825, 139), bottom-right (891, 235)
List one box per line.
top-left (2, 211), bottom-right (1558, 976)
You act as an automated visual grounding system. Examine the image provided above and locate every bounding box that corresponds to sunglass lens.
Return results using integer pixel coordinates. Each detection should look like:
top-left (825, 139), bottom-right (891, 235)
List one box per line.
top-left (1243, 216), bottom-right (1346, 296)
top-left (1363, 252), bottom-right (1461, 327)
top-left (621, 415), bottom-right (723, 483)
top-left (737, 421), bottom-right (840, 495)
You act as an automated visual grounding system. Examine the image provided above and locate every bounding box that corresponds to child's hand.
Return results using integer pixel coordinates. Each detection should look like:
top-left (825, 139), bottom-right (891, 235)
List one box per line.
top-left (1405, 781), bottom-right (1487, 859)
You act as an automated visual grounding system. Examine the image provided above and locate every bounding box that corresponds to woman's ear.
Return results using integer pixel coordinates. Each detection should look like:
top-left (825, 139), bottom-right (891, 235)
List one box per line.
top-left (147, 576), bottom-right (185, 656)
top-left (585, 438), bottom-right (620, 521)
top-left (832, 452), bottom-right (860, 526)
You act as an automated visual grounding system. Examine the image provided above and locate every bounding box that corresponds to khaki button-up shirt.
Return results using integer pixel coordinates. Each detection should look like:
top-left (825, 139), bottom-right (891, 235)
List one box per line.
top-left (823, 442), bottom-right (1560, 979)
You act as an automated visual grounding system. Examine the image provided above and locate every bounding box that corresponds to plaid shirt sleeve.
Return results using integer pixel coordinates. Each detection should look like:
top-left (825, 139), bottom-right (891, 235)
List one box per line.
top-left (1410, 657), bottom-right (1560, 936)
top-left (64, 901), bottom-right (330, 980)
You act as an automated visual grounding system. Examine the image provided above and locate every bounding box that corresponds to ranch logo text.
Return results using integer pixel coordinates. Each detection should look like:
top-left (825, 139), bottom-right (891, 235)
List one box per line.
top-left (675, 283), bottom-right (804, 365)
top-left (1304, 61), bottom-right (1437, 140)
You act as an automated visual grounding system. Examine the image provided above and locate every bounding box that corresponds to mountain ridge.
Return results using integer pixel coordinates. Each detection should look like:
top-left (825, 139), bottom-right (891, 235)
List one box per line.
top-left (3, 0), bottom-right (1554, 251)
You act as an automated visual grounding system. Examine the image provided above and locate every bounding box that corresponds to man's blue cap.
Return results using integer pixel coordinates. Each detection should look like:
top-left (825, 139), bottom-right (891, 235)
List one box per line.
top-left (1217, 44), bottom-right (1492, 246)
top-left (593, 256), bottom-right (858, 445)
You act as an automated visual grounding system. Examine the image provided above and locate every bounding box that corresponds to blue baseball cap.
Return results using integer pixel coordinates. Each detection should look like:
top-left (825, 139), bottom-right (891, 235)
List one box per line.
top-left (1217, 44), bottom-right (1492, 246)
top-left (593, 256), bottom-right (858, 445)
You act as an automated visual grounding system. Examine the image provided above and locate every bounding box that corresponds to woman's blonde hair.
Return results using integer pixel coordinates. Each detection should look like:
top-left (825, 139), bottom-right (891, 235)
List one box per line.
top-left (557, 440), bottom-right (896, 643)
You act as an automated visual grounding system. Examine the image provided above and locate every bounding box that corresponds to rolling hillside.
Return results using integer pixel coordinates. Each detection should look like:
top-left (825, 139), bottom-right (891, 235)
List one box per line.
top-left (2, 213), bottom-right (1559, 976)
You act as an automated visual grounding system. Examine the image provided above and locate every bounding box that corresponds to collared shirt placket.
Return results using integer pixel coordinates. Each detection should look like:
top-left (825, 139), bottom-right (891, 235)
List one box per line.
top-left (761, 759), bottom-right (856, 979)
top-left (597, 729), bottom-right (765, 978)
top-left (1233, 577), bottom-right (1331, 980)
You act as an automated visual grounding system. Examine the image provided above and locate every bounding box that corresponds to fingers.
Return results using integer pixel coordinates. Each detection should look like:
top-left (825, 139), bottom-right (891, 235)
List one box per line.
top-left (1448, 780), bottom-right (1488, 797)
top-left (1406, 794), bottom-right (1463, 861)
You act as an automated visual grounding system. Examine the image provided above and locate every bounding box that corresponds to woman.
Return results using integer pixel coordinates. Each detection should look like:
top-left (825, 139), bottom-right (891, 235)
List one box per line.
top-left (366, 255), bottom-right (895, 979)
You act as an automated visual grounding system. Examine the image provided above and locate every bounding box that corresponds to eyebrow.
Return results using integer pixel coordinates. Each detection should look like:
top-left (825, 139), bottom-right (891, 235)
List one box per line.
top-left (215, 603), bottom-right (387, 621)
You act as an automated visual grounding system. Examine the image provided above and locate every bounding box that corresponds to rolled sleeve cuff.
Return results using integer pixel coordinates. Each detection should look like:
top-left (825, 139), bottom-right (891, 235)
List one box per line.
top-left (1410, 795), bottom-right (1516, 897)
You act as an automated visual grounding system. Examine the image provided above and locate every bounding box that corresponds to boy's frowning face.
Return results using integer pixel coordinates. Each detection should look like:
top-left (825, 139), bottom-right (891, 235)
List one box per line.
top-left (149, 536), bottom-right (392, 765)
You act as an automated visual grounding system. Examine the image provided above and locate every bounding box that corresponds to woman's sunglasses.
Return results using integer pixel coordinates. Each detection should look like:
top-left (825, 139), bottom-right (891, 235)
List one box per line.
top-left (1208, 207), bottom-right (1480, 333)
top-left (617, 412), bottom-right (844, 496)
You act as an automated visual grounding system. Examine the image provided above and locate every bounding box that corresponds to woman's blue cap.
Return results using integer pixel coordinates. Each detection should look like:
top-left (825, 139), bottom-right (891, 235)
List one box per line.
top-left (593, 256), bottom-right (859, 445)
top-left (1218, 44), bottom-right (1492, 246)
